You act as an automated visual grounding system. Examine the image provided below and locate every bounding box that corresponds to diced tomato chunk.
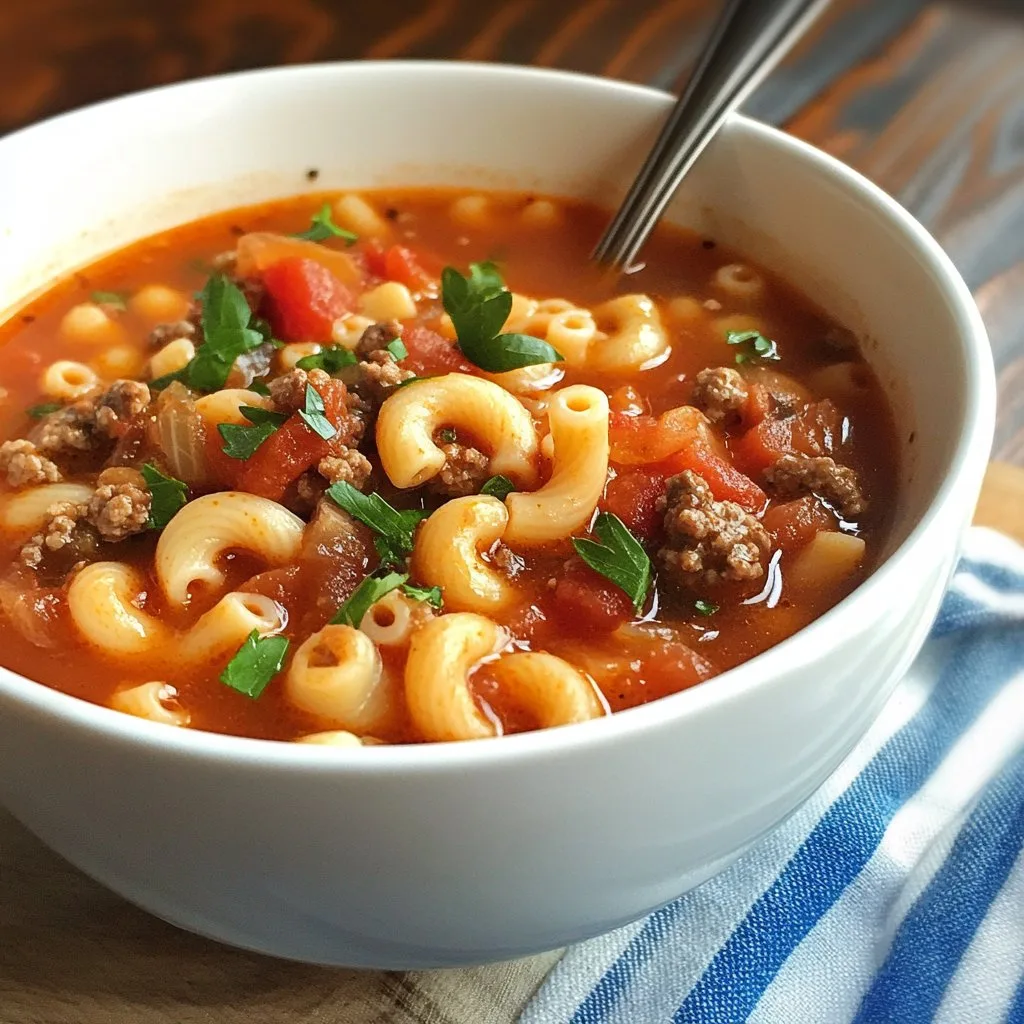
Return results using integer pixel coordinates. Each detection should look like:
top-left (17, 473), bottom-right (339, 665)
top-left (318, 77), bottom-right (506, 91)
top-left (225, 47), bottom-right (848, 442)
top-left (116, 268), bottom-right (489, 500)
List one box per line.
top-left (261, 257), bottom-right (354, 343)
top-left (609, 406), bottom-right (707, 466)
top-left (234, 379), bottom-right (352, 500)
top-left (761, 497), bottom-right (835, 552)
top-left (734, 400), bottom-right (842, 476)
top-left (600, 469), bottom-right (666, 541)
top-left (790, 399), bottom-right (842, 457)
top-left (552, 562), bottom-right (634, 634)
top-left (663, 444), bottom-right (766, 512)
top-left (403, 324), bottom-right (474, 376)
top-left (636, 643), bottom-right (714, 702)
top-left (742, 382), bottom-right (773, 428)
top-left (236, 232), bottom-right (361, 285)
top-left (361, 240), bottom-right (437, 291)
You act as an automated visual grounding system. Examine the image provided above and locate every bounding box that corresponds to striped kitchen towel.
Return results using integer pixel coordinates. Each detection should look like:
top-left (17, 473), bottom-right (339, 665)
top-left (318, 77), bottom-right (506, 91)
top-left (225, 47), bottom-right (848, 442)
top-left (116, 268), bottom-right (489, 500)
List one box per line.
top-left (522, 526), bottom-right (1024, 1024)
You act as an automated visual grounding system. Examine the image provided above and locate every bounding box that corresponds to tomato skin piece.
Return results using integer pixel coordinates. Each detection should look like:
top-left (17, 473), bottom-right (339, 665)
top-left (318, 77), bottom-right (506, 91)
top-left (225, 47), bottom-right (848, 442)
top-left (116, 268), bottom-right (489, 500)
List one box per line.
top-left (662, 444), bottom-right (766, 512)
top-left (233, 379), bottom-right (351, 500)
top-left (635, 643), bottom-right (714, 702)
top-left (403, 324), bottom-right (475, 376)
top-left (261, 257), bottom-right (354, 343)
top-left (236, 232), bottom-right (361, 286)
top-left (761, 497), bottom-right (835, 552)
top-left (600, 468), bottom-right (666, 541)
top-left (609, 407), bottom-right (707, 465)
top-left (552, 562), bottom-right (634, 634)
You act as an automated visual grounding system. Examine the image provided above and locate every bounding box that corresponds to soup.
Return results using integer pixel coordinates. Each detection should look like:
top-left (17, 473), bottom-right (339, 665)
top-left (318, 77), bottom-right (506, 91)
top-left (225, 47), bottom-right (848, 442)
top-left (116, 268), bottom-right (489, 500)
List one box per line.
top-left (0, 189), bottom-right (897, 744)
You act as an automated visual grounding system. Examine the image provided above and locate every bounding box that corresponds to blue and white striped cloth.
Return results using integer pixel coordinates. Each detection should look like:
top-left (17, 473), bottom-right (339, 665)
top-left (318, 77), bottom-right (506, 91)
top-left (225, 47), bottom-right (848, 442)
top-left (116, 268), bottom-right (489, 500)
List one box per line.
top-left (522, 527), bottom-right (1024, 1024)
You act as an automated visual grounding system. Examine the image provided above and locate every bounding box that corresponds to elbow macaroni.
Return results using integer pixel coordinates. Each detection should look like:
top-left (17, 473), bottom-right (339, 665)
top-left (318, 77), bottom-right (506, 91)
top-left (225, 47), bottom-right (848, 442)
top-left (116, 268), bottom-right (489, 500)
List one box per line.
top-left (180, 592), bottom-right (285, 660)
top-left (412, 495), bottom-right (517, 614)
top-left (359, 589), bottom-right (432, 647)
top-left (194, 388), bottom-right (274, 429)
top-left (0, 483), bottom-right (93, 531)
top-left (68, 562), bottom-right (169, 656)
top-left (109, 681), bottom-right (189, 727)
top-left (376, 373), bottom-right (539, 489)
top-left (156, 492), bottom-right (305, 605)
top-left (404, 613), bottom-right (508, 742)
top-left (404, 614), bottom-right (605, 742)
top-left (589, 294), bottom-right (669, 372)
top-left (285, 624), bottom-right (390, 731)
top-left (40, 361), bottom-right (99, 401)
top-left (505, 385), bottom-right (609, 545)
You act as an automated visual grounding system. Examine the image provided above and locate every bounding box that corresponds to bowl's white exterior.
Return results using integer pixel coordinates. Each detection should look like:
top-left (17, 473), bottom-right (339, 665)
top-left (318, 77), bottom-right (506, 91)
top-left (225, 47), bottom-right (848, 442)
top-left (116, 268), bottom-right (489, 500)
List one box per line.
top-left (0, 63), bottom-right (994, 968)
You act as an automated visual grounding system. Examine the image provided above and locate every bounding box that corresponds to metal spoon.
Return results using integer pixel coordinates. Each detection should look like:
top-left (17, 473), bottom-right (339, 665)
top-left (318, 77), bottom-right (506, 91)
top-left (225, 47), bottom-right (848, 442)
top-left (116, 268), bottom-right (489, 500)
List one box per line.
top-left (592, 0), bottom-right (833, 272)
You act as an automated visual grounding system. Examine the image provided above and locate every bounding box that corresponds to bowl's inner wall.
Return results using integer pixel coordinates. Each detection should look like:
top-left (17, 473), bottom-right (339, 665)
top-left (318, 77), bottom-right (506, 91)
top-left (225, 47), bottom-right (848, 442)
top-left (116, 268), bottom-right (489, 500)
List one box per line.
top-left (0, 65), bottom-right (969, 560)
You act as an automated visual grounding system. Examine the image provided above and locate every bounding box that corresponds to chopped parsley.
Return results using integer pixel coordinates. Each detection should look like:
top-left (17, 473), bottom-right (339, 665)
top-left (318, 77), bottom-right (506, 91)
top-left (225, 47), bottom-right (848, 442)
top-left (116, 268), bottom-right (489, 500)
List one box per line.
top-left (330, 571), bottom-right (409, 627)
top-left (327, 481), bottom-right (431, 566)
top-left (694, 600), bottom-right (719, 616)
top-left (218, 406), bottom-right (288, 460)
top-left (441, 261), bottom-right (563, 372)
top-left (297, 383), bottom-right (337, 441)
top-left (386, 337), bottom-right (408, 361)
top-left (572, 512), bottom-right (651, 613)
top-left (141, 463), bottom-right (189, 530)
top-left (438, 427), bottom-right (458, 444)
top-left (26, 402), bottom-right (62, 419)
top-left (394, 374), bottom-right (435, 389)
top-left (91, 290), bottom-right (127, 310)
top-left (480, 474), bottom-right (515, 501)
top-left (292, 202), bottom-right (358, 245)
top-left (726, 329), bottom-right (779, 364)
top-left (248, 379), bottom-right (272, 397)
top-left (401, 582), bottom-right (443, 608)
top-left (220, 630), bottom-right (289, 699)
top-left (151, 274), bottom-right (269, 393)
top-left (295, 345), bottom-right (357, 374)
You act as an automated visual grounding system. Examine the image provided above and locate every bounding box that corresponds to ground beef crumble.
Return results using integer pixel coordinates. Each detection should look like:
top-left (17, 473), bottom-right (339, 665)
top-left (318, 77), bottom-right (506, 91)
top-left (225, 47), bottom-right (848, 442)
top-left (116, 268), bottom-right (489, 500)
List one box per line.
top-left (19, 501), bottom-right (88, 568)
top-left (432, 442), bottom-right (490, 498)
top-left (657, 470), bottom-right (770, 586)
top-left (269, 368), bottom-right (334, 412)
top-left (690, 366), bottom-right (748, 423)
top-left (0, 440), bottom-right (62, 488)
top-left (318, 451), bottom-right (373, 490)
top-left (31, 380), bottom-right (152, 458)
top-left (87, 468), bottom-right (151, 541)
top-left (765, 453), bottom-right (866, 519)
top-left (352, 321), bottom-right (415, 407)
top-left (93, 381), bottom-right (151, 439)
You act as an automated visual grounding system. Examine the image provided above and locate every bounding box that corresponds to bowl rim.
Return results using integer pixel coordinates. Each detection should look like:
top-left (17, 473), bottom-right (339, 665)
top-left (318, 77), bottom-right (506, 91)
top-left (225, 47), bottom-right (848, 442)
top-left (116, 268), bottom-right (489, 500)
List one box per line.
top-left (0, 60), bottom-right (996, 770)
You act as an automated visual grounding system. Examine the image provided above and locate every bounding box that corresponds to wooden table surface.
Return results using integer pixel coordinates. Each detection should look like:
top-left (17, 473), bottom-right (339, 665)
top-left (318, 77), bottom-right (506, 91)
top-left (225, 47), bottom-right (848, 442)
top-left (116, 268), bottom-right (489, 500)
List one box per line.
top-left (0, 2), bottom-right (1022, 1022)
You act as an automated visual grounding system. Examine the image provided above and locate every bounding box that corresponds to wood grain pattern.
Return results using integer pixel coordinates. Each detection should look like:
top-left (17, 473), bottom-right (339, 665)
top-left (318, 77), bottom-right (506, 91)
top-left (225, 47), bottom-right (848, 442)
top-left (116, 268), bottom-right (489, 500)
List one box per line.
top-left (0, 2), bottom-right (1022, 1021)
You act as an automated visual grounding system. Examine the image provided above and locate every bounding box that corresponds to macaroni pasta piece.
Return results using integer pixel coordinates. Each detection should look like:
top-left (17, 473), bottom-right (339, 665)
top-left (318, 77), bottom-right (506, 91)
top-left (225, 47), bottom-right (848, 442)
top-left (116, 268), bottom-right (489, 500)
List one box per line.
top-left (359, 589), bottom-right (432, 647)
top-left (40, 360), bottom-right (99, 401)
top-left (505, 384), bottom-right (610, 545)
top-left (179, 592), bottom-right (285, 660)
top-left (412, 495), bottom-right (517, 613)
top-left (589, 294), bottom-right (669, 372)
top-left (359, 281), bottom-right (417, 321)
top-left (0, 483), bottom-right (93, 530)
top-left (109, 681), bottom-right (190, 727)
top-left (285, 624), bottom-right (390, 731)
top-left (488, 651), bottom-right (607, 727)
top-left (68, 561), bottom-right (169, 656)
top-left (194, 388), bottom-right (274, 428)
top-left (295, 730), bottom-right (367, 747)
top-left (150, 338), bottom-right (196, 379)
top-left (376, 373), bottom-right (539, 489)
top-left (155, 492), bottom-right (305, 605)
top-left (404, 612), bottom-right (508, 742)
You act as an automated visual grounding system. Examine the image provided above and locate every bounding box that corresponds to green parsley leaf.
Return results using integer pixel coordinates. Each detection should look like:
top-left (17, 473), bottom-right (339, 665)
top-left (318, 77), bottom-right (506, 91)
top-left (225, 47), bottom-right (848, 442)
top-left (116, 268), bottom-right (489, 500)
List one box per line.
top-left (293, 202), bottom-right (358, 245)
top-left (480, 474), bottom-right (515, 501)
top-left (297, 383), bottom-right (337, 441)
top-left (248, 379), bottom-right (272, 397)
top-left (726, 329), bottom-right (780, 365)
top-left (330, 571), bottom-right (409, 627)
top-left (694, 599), bottom-right (719, 616)
top-left (26, 402), bottom-right (62, 419)
top-left (295, 345), bottom-right (358, 373)
top-left (394, 374), bottom-right (435, 389)
top-left (91, 290), bottom-right (127, 310)
top-left (327, 481), bottom-right (430, 566)
top-left (441, 263), bottom-right (563, 373)
top-left (181, 275), bottom-right (268, 392)
top-left (218, 405), bottom-right (288, 460)
top-left (141, 463), bottom-right (189, 530)
top-left (386, 337), bottom-right (408, 361)
top-left (571, 512), bottom-right (651, 613)
top-left (438, 427), bottom-right (457, 444)
top-left (149, 368), bottom-right (188, 392)
top-left (220, 629), bottom-right (289, 699)
top-left (402, 582), bottom-right (443, 608)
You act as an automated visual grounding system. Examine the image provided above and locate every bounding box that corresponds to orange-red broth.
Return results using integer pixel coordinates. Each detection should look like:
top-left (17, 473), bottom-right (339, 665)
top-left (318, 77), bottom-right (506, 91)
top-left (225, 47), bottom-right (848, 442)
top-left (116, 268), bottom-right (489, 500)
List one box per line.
top-left (0, 189), bottom-right (898, 742)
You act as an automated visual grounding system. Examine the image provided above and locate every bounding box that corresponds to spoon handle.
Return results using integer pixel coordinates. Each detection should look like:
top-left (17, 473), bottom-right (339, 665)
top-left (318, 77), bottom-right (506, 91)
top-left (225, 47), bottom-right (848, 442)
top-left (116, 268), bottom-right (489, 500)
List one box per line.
top-left (592, 0), bottom-right (832, 271)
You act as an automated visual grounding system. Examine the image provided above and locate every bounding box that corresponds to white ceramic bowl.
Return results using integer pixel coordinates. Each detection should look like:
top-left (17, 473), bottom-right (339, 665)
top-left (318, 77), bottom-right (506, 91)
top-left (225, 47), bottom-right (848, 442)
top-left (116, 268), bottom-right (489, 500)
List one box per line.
top-left (0, 62), bottom-right (995, 968)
